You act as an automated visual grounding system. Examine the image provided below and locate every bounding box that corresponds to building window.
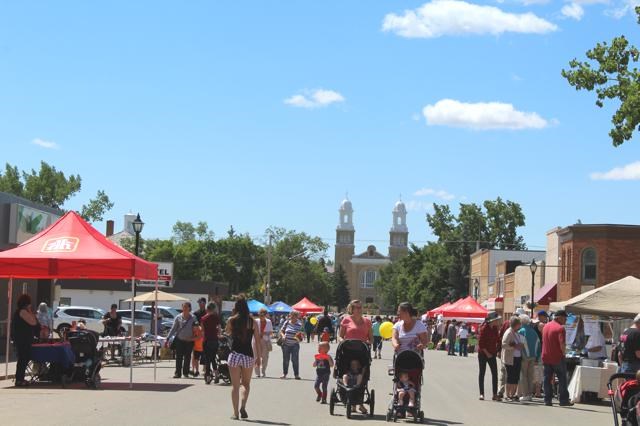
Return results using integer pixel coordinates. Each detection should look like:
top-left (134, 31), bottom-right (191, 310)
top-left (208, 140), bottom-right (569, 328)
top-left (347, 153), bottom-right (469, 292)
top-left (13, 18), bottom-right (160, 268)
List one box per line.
top-left (581, 248), bottom-right (597, 283)
top-left (360, 270), bottom-right (377, 288)
top-left (365, 297), bottom-right (374, 304)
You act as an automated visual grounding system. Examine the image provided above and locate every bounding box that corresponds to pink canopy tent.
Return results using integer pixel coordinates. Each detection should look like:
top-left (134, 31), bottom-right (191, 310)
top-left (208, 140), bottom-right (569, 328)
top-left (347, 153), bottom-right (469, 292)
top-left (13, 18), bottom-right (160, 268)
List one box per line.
top-left (0, 211), bottom-right (158, 387)
top-left (291, 297), bottom-right (323, 315)
top-left (442, 296), bottom-right (488, 322)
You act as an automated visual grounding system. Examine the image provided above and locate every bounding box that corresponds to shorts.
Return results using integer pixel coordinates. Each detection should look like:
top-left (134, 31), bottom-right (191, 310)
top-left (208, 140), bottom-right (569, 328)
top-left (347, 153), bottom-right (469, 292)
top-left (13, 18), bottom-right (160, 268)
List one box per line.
top-left (228, 351), bottom-right (254, 369)
top-left (506, 357), bottom-right (522, 385)
top-left (533, 363), bottom-right (544, 383)
top-left (193, 351), bottom-right (202, 361)
top-left (373, 336), bottom-right (383, 351)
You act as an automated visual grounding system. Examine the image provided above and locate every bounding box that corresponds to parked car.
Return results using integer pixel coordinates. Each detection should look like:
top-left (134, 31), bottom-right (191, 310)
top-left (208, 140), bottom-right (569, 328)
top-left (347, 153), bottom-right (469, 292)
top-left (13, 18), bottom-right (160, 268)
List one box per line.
top-left (53, 306), bottom-right (106, 335)
top-left (141, 305), bottom-right (181, 321)
top-left (116, 310), bottom-right (172, 335)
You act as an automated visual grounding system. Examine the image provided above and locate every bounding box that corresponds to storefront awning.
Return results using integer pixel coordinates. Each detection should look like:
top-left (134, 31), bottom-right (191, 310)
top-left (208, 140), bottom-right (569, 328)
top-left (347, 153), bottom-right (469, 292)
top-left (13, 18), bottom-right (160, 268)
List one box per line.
top-left (534, 282), bottom-right (557, 305)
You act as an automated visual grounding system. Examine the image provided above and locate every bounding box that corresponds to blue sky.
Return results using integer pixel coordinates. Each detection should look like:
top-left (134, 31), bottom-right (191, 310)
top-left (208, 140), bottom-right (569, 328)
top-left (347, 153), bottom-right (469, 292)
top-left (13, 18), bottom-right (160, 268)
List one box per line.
top-left (1, 1), bottom-right (639, 255)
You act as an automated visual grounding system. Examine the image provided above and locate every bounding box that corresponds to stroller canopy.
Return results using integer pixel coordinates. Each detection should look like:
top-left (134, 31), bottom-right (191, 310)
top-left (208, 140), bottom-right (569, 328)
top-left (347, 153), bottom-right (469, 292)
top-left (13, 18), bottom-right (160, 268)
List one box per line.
top-left (335, 339), bottom-right (371, 376)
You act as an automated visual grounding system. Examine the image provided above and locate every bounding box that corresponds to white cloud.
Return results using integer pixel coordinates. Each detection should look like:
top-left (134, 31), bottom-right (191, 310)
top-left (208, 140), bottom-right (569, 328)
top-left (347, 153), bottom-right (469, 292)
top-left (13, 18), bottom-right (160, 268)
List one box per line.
top-left (414, 188), bottom-right (456, 201)
top-left (607, 0), bottom-right (640, 18)
top-left (284, 89), bottom-right (345, 109)
top-left (405, 200), bottom-right (434, 212)
top-left (422, 99), bottom-right (549, 130)
top-left (561, 3), bottom-right (585, 20)
top-left (590, 161), bottom-right (640, 180)
top-left (32, 138), bottom-right (59, 149)
top-left (382, 0), bottom-right (557, 38)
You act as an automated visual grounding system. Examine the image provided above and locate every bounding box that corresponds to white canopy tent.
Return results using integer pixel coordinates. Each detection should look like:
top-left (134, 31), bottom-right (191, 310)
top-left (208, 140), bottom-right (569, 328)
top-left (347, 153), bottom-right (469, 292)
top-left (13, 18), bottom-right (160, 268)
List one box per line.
top-left (549, 276), bottom-right (640, 318)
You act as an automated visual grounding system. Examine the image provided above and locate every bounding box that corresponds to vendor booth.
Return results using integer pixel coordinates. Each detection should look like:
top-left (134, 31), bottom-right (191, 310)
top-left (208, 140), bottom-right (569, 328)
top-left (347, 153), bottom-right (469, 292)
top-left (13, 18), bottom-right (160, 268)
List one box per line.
top-left (425, 302), bottom-right (451, 319)
top-left (549, 276), bottom-right (640, 403)
top-left (269, 301), bottom-right (292, 314)
top-left (0, 211), bottom-right (158, 388)
top-left (247, 299), bottom-right (272, 314)
top-left (291, 297), bottom-right (323, 315)
top-left (441, 296), bottom-right (488, 323)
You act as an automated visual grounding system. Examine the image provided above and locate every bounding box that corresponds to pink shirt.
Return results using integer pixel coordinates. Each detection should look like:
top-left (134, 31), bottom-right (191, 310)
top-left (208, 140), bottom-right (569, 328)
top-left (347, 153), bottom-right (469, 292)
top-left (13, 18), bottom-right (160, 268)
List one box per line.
top-left (341, 315), bottom-right (372, 342)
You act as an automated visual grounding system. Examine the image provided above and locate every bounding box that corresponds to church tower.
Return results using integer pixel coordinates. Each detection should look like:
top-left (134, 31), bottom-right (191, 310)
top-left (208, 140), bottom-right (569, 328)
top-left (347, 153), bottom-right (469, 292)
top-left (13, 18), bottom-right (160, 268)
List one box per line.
top-left (389, 199), bottom-right (409, 261)
top-left (335, 198), bottom-right (355, 281)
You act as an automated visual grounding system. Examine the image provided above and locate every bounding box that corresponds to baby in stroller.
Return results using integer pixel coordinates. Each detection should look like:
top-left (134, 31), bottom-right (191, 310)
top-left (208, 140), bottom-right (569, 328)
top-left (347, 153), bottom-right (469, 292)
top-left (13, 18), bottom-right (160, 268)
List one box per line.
top-left (396, 371), bottom-right (417, 408)
top-left (343, 359), bottom-right (363, 388)
top-left (387, 350), bottom-right (424, 423)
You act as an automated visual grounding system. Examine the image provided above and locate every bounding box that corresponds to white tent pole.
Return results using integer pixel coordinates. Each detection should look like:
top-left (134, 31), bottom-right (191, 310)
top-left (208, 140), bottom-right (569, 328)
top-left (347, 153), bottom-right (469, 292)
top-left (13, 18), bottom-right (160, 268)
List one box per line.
top-left (154, 278), bottom-right (158, 382)
top-left (5, 277), bottom-right (13, 380)
top-left (129, 276), bottom-right (134, 389)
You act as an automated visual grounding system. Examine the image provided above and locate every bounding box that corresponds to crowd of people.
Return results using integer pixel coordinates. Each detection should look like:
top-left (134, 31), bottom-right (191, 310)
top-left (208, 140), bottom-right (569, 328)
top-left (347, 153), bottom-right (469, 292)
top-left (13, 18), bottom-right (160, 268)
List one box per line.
top-left (14, 288), bottom-right (640, 420)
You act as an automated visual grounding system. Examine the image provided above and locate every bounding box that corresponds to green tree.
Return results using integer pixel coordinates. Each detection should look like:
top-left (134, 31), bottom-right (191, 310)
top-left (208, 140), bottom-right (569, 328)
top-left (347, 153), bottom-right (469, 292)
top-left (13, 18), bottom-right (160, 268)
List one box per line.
top-left (331, 265), bottom-right (351, 311)
top-left (562, 7), bottom-right (640, 146)
top-left (0, 161), bottom-right (113, 222)
top-left (376, 198), bottom-right (527, 312)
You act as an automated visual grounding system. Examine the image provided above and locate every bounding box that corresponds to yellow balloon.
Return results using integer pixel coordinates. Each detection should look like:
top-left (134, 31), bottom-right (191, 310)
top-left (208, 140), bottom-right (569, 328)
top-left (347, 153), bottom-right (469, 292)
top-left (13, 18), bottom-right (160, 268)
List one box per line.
top-left (379, 321), bottom-right (394, 339)
top-left (310, 316), bottom-right (318, 325)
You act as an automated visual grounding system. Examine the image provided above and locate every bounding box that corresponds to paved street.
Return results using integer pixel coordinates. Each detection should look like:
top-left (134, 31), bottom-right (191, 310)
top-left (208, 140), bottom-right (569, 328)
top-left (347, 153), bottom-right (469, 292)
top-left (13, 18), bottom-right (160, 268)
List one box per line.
top-left (0, 342), bottom-right (611, 426)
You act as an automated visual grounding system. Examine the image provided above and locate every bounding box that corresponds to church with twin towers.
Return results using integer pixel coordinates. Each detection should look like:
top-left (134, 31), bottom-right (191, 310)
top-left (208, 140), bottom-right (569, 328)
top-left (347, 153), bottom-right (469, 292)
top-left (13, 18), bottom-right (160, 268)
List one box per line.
top-left (334, 197), bottom-right (409, 311)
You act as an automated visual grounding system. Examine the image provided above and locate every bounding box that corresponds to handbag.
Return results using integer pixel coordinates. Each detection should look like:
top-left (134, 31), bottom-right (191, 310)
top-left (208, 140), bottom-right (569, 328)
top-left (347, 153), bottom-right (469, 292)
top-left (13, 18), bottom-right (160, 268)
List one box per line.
top-left (276, 321), bottom-right (288, 347)
top-left (169, 316), bottom-right (193, 350)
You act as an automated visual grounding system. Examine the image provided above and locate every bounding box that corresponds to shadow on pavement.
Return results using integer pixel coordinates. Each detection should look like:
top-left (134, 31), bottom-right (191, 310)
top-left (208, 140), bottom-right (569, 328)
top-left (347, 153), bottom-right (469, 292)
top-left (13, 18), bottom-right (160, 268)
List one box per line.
top-left (423, 418), bottom-right (463, 426)
top-left (243, 420), bottom-right (291, 425)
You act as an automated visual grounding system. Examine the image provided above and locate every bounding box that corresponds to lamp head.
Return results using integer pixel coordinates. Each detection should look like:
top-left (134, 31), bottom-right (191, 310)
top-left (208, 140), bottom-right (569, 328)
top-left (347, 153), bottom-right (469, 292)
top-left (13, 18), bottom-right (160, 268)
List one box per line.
top-left (132, 213), bottom-right (144, 234)
top-left (530, 259), bottom-right (537, 274)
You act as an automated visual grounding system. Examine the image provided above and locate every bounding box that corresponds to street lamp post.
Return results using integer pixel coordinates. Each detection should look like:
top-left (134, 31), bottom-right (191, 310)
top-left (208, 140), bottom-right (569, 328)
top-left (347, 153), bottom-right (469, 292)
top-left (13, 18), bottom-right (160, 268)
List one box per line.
top-left (131, 213), bottom-right (144, 313)
top-left (529, 259), bottom-right (537, 317)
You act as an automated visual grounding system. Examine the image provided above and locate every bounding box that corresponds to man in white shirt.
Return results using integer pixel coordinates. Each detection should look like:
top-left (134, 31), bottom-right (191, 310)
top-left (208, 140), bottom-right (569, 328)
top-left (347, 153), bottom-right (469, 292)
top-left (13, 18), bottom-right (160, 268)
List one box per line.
top-left (585, 327), bottom-right (607, 360)
top-left (458, 323), bottom-right (469, 357)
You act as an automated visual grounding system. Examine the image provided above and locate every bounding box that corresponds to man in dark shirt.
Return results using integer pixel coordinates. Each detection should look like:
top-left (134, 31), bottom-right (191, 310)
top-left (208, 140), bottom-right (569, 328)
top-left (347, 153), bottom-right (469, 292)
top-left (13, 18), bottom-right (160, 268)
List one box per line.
top-left (200, 302), bottom-right (221, 381)
top-left (102, 304), bottom-right (122, 336)
top-left (193, 297), bottom-right (207, 323)
top-left (477, 312), bottom-right (501, 401)
top-left (621, 314), bottom-right (640, 374)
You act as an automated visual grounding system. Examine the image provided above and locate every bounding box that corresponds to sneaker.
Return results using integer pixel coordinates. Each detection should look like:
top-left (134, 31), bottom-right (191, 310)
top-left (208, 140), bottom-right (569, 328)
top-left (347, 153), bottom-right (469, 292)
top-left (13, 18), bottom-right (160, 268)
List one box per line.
top-left (519, 396), bottom-right (532, 402)
top-left (173, 374), bottom-right (181, 379)
top-left (295, 376), bottom-right (301, 380)
top-left (193, 371), bottom-right (200, 377)
top-left (479, 395), bottom-right (484, 401)
top-left (280, 375), bottom-right (287, 379)
top-left (240, 408), bottom-right (248, 419)
top-left (492, 395), bottom-right (502, 401)
top-left (559, 402), bottom-right (574, 407)
top-left (316, 395), bottom-right (322, 402)
top-left (321, 399), bottom-right (327, 404)
top-left (544, 401), bottom-right (552, 406)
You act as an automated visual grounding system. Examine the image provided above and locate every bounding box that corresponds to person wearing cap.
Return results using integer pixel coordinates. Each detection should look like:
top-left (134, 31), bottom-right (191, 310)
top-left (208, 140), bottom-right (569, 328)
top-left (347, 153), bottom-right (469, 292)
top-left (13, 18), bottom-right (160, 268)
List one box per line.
top-left (620, 314), bottom-right (640, 374)
top-left (541, 310), bottom-right (572, 406)
top-left (477, 312), bottom-right (502, 401)
top-left (194, 297), bottom-right (207, 323)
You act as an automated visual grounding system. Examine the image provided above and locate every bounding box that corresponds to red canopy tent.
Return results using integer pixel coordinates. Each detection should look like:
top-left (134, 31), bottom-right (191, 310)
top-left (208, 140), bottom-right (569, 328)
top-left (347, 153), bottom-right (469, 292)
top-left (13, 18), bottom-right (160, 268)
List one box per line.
top-left (0, 211), bottom-right (158, 386)
top-left (442, 296), bottom-right (488, 322)
top-left (291, 297), bottom-right (323, 315)
top-left (425, 302), bottom-right (451, 319)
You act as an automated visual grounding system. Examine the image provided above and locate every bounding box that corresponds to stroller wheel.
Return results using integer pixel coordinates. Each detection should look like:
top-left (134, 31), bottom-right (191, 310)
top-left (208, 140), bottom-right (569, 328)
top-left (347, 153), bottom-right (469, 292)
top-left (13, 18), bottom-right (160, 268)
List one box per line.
top-left (369, 389), bottom-right (375, 417)
top-left (329, 391), bottom-right (336, 416)
top-left (386, 410), bottom-right (392, 422)
top-left (346, 400), bottom-right (352, 419)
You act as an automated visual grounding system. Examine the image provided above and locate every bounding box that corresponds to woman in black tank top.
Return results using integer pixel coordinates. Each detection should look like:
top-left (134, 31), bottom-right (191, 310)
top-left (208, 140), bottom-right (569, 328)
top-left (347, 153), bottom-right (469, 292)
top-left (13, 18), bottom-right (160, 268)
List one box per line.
top-left (225, 296), bottom-right (262, 420)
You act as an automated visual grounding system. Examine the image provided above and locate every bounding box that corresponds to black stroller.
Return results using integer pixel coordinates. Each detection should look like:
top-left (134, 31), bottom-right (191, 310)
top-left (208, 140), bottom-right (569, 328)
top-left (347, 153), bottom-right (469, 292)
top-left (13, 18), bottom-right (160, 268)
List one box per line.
top-left (212, 334), bottom-right (231, 385)
top-left (608, 373), bottom-right (640, 426)
top-left (66, 330), bottom-right (104, 389)
top-left (329, 339), bottom-right (375, 419)
top-left (386, 350), bottom-right (425, 423)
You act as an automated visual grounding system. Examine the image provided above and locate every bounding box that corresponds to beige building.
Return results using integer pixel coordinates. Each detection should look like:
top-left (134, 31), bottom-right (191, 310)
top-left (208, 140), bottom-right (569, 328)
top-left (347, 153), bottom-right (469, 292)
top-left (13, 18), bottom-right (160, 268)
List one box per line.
top-left (334, 198), bottom-right (408, 312)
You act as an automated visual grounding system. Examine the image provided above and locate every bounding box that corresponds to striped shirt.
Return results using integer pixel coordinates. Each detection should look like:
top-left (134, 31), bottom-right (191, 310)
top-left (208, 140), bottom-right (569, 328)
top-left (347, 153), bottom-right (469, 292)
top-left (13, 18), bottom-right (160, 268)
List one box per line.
top-left (282, 320), bottom-right (303, 346)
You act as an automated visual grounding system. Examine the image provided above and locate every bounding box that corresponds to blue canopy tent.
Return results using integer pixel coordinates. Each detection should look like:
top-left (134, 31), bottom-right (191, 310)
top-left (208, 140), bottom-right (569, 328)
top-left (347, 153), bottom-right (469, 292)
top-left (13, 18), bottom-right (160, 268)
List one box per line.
top-left (247, 299), bottom-right (272, 314)
top-left (269, 301), bottom-right (292, 314)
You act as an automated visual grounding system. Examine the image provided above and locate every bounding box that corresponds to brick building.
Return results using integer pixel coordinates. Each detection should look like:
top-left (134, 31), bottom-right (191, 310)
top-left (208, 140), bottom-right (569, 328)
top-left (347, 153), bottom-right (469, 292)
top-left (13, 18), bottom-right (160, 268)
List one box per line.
top-left (557, 224), bottom-right (640, 301)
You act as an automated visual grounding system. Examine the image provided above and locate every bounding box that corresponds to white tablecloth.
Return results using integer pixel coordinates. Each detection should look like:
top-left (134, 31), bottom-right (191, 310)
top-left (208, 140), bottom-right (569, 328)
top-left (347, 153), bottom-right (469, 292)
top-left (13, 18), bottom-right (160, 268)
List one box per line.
top-left (568, 363), bottom-right (618, 402)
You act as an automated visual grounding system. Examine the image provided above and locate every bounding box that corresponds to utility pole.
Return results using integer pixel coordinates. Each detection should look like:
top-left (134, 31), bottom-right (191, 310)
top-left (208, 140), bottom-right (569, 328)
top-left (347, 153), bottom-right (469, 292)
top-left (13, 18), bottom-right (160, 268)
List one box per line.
top-left (265, 233), bottom-right (272, 304)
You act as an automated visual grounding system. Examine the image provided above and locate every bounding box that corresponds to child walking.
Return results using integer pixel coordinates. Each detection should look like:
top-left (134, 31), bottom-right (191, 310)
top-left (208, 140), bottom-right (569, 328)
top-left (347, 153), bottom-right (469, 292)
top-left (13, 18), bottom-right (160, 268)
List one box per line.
top-left (313, 342), bottom-right (334, 404)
